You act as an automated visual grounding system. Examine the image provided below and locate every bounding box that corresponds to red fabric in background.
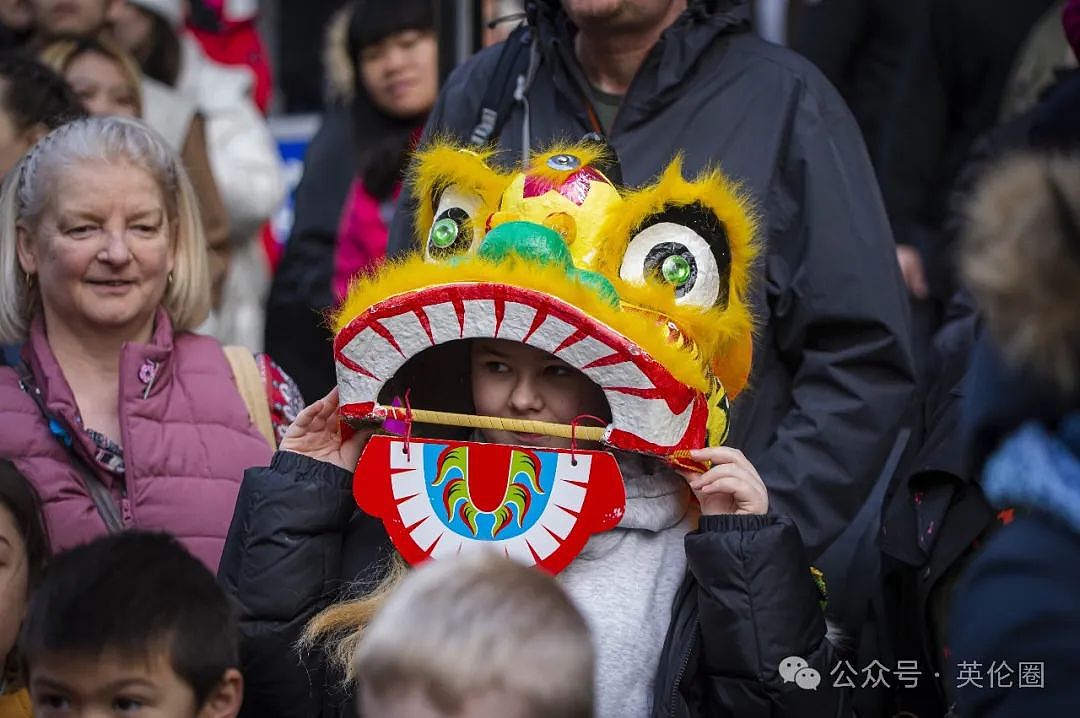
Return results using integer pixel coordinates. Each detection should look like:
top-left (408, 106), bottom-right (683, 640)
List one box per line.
top-left (189, 25), bottom-right (272, 114)
top-left (1066, 0), bottom-right (1080, 60)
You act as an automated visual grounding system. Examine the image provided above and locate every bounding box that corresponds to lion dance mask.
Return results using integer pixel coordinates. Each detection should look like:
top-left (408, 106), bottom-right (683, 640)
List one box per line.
top-left (334, 143), bottom-right (758, 573)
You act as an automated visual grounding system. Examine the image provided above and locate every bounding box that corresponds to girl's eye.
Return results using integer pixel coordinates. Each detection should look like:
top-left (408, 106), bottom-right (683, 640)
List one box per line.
top-left (114, 696), bottom-right (144, 712)
top-left (545, 365), bottom-right (574, 377)
top-left (38, 693), bottom-right (71, 709)
top-left (484, 361), bottom-right (510, 374)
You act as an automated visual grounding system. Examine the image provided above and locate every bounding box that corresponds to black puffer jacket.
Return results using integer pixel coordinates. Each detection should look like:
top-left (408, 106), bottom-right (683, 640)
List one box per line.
top-left (387, 0), bottom-right (915, 564)
top-left (219, 451), bottom-right (849, 718)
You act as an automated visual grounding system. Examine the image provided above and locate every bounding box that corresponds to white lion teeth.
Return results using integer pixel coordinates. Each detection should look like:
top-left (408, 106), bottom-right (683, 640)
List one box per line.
top-left (376, 312), bottom-right (432, 359)
top-left (580, 360), bottom-right (654, 390)
top-left (337, 292), bottom-right (683, 448)
top-left (606, 391), bottom-right (696, 447)
top-left (421, 303), bottom-right (462, 344)
top-left (522, 313), bottom-right (576, 355)
top-left (555, 334), bottom-right (617, 368)
top-left (495, 301), bottom-right (538, 342)
top-left (461, 299), bottom-right (496, 337)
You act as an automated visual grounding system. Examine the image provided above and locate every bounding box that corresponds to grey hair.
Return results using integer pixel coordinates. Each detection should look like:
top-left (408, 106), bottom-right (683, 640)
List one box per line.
top-left (0, 116), bottom-right (210, 343)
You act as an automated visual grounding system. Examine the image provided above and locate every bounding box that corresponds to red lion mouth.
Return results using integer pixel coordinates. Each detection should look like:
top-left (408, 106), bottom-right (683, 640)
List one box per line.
top-left (334, 283), bottom-right (710, 456)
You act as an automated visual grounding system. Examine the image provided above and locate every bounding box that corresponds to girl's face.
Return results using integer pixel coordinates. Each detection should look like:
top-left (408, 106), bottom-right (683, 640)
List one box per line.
top-left (0, 502), bottom-right (28, 665)
top-left (65, 51), bottom-right (138, 118)
top-left (470, 339), bottom-right (610, 449)
top-left (359, 28), bottom-right (439, 119)
top-left (16, 159), bottom-right (174, 342)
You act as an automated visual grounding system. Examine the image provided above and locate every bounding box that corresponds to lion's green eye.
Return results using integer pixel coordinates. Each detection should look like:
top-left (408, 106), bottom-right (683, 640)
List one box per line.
top-left (426, 206), bottom-right (473, 259)
top-left (661, 254), bottom-right (692, 287)
top-left (431, 217), bottom-right (459, 248)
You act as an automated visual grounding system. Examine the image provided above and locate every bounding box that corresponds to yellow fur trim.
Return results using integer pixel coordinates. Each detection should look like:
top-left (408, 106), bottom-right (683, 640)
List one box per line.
top-left (334, 254), bottom-right (711, 393)
top-left (410, 141), bottom-right (510, 248)
top-left (363, 142), bottom-right (759, 400)
top-left (526, 143), bottom-right (615, 184)
top-left (589, 158), bottom-right (760, 395)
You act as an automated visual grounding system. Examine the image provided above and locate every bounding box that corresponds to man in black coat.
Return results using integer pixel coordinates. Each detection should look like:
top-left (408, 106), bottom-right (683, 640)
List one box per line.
top-left (877, 0), bottom-right (1060, 307)
top-left (386, 0), bottom-right (916, 564)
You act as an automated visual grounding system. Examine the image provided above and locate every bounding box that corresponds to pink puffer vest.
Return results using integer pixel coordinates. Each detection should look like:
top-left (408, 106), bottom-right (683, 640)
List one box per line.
top-left (0, 310), bottom-right (273, 571)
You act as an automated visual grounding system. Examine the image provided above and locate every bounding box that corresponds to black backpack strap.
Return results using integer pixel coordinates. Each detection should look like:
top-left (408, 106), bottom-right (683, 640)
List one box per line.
top-left (15, 362), bottom-right (125, 533)
top-left (469, 24), bottom-right (533, 147)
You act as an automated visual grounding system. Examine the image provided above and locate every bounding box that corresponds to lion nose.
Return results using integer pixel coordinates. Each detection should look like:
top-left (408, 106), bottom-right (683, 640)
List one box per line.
top-left (477, 221), bottom-right (619, 306)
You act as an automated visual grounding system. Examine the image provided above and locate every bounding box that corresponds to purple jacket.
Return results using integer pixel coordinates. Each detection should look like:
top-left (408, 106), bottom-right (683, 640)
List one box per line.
top-left (0, 309), bottom-right (273, 570)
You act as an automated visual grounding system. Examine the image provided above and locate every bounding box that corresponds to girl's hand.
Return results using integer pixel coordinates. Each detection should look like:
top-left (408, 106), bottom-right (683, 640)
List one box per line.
top-left (279, 387), bottom-right (374, 472)
top-left (678, 446), bottom-right (768, 516)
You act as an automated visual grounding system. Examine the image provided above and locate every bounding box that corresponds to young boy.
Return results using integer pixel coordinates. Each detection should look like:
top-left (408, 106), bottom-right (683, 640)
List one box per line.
top-left (19, 531), bottom-right (243, 718)
top-left (355, 552), bottom-right (594, 718)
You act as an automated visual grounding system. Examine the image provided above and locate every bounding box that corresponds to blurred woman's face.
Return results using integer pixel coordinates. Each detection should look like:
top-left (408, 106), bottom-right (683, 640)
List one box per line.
top-left (108, 2), bottom-right (155, 61)
top-left (359, 28), bottom-right (438, 119)
top-left (0, 502), bottom-right (28, 667)
top-left (16, 159), bottom-right (175, 341)
top-left (0, 0), bottom-right (32, 33)
top-left (65, 51), bottom-right (138, 118)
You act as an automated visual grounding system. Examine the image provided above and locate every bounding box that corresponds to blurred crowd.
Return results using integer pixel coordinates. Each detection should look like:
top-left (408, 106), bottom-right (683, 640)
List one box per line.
top-left (0, 1), bottom-right (1078, 717)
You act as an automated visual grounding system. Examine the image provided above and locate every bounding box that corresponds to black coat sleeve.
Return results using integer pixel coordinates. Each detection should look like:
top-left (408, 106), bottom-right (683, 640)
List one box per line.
top-left (688, 514), bottom-right (849, 716)
top-left (749, 77), bottom-right (916, 559)
top-left (218, 451), bottom-right (364, 718)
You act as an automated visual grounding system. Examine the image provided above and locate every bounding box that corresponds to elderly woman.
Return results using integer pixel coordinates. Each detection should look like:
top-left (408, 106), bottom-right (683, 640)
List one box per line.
top-left (39, 37), bottom-right (232, 308)
top-left (0, 116), bottom-right (295, 571)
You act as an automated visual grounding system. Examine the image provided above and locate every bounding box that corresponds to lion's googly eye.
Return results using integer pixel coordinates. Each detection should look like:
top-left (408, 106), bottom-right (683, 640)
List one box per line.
top-left (425, 185), bottom-right (483, 261)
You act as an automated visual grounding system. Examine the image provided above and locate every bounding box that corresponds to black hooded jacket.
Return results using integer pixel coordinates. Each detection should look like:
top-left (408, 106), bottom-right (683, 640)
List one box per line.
top-left (386, 0), bottom-right (915, 562)
top-left (219, 451), bottom-right (849, 718)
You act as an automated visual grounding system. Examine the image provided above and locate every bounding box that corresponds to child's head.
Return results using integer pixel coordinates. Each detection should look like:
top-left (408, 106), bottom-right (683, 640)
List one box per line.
top-left (354, 552), bottom-right (594, 718)
top-left (19, 531), bottom-right (243, 717)
top-left (0, 459), bottom-right (49, 687)
top-left (40, 37), bottom-right (143, 118)
top-left (469, 338), bottom-right (610, 449)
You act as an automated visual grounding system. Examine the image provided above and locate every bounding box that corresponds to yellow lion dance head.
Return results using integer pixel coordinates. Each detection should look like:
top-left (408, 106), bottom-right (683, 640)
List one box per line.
top-left (334, 142), bottom-right (758, 465)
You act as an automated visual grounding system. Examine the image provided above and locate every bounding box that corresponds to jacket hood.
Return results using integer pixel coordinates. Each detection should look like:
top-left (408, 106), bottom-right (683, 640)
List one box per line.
top-left (324, 5), bottom-right (355, 103)
top-left (982, 413), bottom-right (1080, 532)
top-left (524, 0), bottom-right (751, 123)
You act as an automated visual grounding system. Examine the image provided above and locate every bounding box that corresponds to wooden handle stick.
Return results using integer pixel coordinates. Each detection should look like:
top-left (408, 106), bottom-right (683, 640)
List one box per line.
top-left (373, 405), bottom-right (607, 441)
